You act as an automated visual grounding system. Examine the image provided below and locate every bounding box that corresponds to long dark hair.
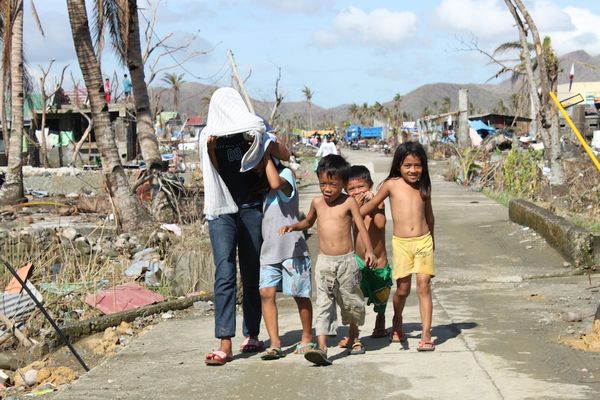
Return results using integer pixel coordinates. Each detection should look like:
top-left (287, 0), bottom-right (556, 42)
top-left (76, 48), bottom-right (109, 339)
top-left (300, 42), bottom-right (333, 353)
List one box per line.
top-left (385, 141), bottom-right (431, 200)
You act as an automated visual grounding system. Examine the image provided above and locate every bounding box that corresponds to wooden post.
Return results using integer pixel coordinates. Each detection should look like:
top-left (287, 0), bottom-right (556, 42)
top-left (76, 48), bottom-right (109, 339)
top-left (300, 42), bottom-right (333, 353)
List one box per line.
top-left (457, 88), bottom-right (471, 147)
top-left (227, 49), bottom-right (255, 114)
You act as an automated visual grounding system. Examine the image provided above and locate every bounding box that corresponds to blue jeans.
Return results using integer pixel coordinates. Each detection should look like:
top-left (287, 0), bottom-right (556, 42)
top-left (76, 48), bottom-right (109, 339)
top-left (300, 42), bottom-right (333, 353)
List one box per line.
top-left (208, 206), bottom-right (263, 338)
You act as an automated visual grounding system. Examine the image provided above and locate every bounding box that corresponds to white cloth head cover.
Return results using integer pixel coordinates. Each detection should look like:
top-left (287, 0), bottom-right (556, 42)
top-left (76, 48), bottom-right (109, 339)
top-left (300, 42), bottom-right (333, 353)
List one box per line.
top-left (199, 87), bottom-right (273, 216)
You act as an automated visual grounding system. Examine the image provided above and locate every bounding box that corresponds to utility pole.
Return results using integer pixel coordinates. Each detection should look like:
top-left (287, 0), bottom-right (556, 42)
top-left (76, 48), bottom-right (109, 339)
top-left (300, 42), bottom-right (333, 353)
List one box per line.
top-left (458, 88), bottom-right (471, 147)
top-left (227, 49), bottom-right (254, 114)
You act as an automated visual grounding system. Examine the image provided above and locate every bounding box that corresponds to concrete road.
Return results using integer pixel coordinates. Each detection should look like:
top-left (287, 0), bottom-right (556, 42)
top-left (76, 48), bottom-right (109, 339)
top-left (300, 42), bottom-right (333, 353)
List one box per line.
top-left (51, 149), bottom-right (600, 400)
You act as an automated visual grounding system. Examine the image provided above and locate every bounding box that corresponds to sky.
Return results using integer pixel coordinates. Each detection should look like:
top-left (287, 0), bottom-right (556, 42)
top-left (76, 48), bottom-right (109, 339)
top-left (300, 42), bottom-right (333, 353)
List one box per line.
top-left (25, 0), bottom-right (600, 108)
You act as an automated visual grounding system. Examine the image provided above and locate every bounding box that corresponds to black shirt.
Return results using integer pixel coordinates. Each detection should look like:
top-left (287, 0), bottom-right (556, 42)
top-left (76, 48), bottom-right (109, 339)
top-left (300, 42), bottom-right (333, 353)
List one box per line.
top-left (214, 133), bottom-right (265, 206)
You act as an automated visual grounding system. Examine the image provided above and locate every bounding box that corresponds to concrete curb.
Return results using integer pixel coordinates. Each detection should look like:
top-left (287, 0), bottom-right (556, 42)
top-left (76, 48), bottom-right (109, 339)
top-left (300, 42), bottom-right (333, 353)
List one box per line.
top-left (52, 293), bottom-right (213, 348)
top-left (509, 199), bottom-right (599, 267)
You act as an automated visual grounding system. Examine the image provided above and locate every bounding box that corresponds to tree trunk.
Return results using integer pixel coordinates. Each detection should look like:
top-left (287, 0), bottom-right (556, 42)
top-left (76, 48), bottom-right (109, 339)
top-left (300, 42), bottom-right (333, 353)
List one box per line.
top-left (0, 71), bottom-right (7, 158)
top-left (39, 78), bottom-right (49, 167)
top-left (0, 2), bottom-right (25, 205)
top-left (512, 0), bottom-right (564, 184)
top-left (67, 0), bottom-right (149, 231)
top-left (126, 0), bottom-right (161, 169)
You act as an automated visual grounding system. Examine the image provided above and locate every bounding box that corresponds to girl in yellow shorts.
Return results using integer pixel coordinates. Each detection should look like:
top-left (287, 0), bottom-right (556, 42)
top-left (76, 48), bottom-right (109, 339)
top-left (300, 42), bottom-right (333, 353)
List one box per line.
top-left (360, 142), bottom-right (436, 351)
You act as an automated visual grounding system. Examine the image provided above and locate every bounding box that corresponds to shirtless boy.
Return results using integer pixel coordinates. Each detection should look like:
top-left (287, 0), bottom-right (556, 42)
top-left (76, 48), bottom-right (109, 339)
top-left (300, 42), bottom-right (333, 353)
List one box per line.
top-left (280, 154), bottom-right (376, 365)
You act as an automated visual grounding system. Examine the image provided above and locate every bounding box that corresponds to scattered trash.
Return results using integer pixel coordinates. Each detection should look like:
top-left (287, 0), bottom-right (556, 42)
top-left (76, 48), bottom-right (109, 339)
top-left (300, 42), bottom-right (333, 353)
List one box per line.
top-left (161, 312), bottom-right (174, 319)
top-left (4, 263), bottom-right (34, 294)
top-left (85, 283), bottom-right (165, 314)
top-left (160, 223), bottom-right (182, 237)
top-left (40, 280), bottom-right (108, 295)
top-left (125, 248), bottom-right (164, 286)
top-left (27, 190), bottom-right (49, 198)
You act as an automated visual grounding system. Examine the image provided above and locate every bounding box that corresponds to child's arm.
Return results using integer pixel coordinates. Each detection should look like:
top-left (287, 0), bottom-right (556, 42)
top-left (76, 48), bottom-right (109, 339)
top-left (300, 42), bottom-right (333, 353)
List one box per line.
top-left (360, 181), bottom-right (390, 217)
top-left (279, 199), bottom-right (317, 235)
top-left (263, 149), bottom-right (292, 196)
top-left (207, 136), bottom-right (219, 169)
top-left (349, 197), bottom-right (376, 267)
top-left (425, 197), bottom-right (435, 250)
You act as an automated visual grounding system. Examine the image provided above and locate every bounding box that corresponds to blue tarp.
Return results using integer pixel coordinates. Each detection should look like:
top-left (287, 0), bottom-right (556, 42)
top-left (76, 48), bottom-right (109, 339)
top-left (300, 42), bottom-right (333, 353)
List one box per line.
top-left (469, 120), bottom-right (495, 132)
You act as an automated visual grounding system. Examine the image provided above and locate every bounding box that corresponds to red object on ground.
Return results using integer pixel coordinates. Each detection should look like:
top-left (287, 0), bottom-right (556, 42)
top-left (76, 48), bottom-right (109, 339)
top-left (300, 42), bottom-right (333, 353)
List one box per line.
top-left (4, 263), bottom-right (33, 294)
top-left (85, 282), bottom-right (165, 314)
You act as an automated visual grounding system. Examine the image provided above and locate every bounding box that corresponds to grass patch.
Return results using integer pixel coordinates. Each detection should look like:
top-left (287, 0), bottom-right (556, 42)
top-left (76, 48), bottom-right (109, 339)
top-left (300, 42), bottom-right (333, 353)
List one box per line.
top-left (569, 215), bottom-right (600, 235)
top-left (482, 188), bottom-right (515, 208)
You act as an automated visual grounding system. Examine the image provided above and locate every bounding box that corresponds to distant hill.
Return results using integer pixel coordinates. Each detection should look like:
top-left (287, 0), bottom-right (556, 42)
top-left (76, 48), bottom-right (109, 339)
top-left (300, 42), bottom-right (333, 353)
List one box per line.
top-left (151, 50), bottom-right (600, 128)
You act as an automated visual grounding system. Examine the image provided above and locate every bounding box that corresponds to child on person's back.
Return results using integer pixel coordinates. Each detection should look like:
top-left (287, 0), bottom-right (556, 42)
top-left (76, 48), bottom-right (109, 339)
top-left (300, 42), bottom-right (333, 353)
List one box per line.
top-left (280, 154), bottom-right (376, 365)
top-left (344, 166), bottom-right (393, 343)
top-left (361, 142), bottom-right (436, 351)
top-left (257, 143), bottom-right (313, 360)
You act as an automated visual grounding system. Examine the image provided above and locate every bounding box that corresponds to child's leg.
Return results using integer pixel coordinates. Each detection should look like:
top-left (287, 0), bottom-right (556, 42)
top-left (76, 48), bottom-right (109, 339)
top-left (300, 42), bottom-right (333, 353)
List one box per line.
top-left (392, 275), bottom-right (412, 336)
top-left (260, 287), bottom-right (280, 348)
top-left (294, 297), bottom-right (313, 344)
top-left (374, 312), bottom-right (386, 333)
top-left (348, 323), bottom-right (359, 344)
top-left (415, 273), bottom-right (433, 342)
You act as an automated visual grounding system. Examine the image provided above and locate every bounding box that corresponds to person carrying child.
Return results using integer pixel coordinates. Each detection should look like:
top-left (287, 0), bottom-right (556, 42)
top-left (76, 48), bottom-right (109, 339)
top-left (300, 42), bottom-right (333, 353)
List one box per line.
top-left (361, 142), bottom-right (436, 351)
top-left (339, 165), bottom-right (392, 345)
top-left (280, 154), bottom-right (376, 366)
top-left (258, 143), bottom-right (314, 360)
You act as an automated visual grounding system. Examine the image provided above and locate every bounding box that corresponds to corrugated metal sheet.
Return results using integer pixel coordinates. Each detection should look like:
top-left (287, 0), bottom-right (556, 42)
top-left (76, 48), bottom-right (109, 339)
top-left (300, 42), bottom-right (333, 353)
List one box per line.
top-left (0, 283), bottom-right (44, 323)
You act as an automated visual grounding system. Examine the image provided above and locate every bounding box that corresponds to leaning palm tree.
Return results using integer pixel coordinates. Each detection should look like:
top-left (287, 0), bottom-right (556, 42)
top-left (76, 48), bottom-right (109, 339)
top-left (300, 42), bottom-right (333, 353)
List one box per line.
top-left (0, 0), bottom-right (25, 205)
top-left (302, 85), bottom-right (313, 130)
top-left (99, 0), bottom-right (162, 169)
top-left (161, 72), bottom-right (185, 112)
top-left (67, 0), bottom-right (148, 231)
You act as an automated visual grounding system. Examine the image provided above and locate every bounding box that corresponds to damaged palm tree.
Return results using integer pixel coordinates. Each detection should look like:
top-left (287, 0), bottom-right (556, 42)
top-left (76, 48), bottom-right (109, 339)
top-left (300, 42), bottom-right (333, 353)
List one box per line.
top-left (0, 0), bottom-right (25, 205)
top-left (503, 0), bottom-right (565, 185)
top-left (67, 0), bottom-right (149, 231)
top-left (98, 0), bottom-right (188, 222)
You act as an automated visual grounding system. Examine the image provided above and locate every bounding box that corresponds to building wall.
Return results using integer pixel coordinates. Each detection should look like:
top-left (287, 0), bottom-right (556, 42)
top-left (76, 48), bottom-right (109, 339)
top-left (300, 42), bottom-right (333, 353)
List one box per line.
top-left (557, 82), bottom-right (600, 106)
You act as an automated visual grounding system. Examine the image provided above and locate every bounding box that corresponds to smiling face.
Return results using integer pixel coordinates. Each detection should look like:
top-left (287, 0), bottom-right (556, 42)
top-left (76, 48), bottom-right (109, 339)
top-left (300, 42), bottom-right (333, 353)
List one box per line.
top-left (399, 153), bottom-right (423, 184)
top-left (346, 177), bottom-right (371, 199)
top-left (318, 172), bottom-right (344, 204)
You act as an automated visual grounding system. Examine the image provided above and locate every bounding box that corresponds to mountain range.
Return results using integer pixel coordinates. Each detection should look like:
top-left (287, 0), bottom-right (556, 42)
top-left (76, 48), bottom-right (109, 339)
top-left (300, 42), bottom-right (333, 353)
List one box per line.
top-left (153, 50), bottom-right (600, 127)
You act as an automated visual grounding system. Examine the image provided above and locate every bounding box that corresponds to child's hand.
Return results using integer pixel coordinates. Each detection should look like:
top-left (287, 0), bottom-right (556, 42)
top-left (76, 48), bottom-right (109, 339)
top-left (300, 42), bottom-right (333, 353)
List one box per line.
top-left (279, 226), bottom-right (293, 235)
top-left (364, 251), bottom-right (377, 269)
top-left (207, 136), bottom-right (217, 151)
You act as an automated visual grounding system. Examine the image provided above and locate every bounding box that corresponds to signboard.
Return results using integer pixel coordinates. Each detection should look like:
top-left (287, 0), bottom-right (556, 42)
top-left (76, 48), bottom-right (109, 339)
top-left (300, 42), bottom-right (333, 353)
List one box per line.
top-left (559, 93), bottom-right (584, 109)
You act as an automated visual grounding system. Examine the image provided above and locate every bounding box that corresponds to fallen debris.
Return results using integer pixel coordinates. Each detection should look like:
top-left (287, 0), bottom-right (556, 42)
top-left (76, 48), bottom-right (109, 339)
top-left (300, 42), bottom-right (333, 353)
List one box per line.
top-left (85, 283), bottom-right (165, 314)
top-left (560, 319), bottom-right (600, 352)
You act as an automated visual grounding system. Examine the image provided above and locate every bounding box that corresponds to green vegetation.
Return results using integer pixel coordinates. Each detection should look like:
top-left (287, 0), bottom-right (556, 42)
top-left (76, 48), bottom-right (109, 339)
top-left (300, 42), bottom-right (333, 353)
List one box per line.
top-left (482, 188), bottom-right (515, 208)
top-left (501, 149), bottom-right (543, 198)
top-left (569, 215), bottom-right (600, 235)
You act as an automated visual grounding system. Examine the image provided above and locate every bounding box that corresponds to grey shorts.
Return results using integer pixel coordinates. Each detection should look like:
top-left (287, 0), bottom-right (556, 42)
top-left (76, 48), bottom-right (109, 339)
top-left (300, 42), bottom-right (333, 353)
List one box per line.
top-left (314, 252), bottom-right (365, 336)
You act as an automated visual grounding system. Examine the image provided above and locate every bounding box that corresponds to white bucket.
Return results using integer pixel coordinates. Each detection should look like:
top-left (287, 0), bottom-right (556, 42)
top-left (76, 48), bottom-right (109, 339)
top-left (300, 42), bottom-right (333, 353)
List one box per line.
top-left (592, 130), bottom-right (600, 149)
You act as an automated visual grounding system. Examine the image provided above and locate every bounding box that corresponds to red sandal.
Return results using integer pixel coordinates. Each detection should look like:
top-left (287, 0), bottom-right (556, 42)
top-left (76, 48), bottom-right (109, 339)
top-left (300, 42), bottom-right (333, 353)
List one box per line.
top-left (205, 350), bottom-right (233, 366)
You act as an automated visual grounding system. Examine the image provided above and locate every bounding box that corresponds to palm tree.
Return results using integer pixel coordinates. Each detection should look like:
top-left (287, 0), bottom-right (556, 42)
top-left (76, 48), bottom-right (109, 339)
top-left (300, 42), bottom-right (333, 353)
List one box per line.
top-left (100, 0), bottom-right (162, 169)
top-left (67, 0), bottom-right (148, 231)
top-left (440, 96), bottom-right (452, 113)
top-left (504, 0), bottom-right (564, 184)
top-left (348, 103), bottom-right (359, 123)
top-left (161, 72), bottom-right (185, 112)
top-left (0, 0), bottom-right (25, 205)
top-left (302, 85), bottom-right (313, 130)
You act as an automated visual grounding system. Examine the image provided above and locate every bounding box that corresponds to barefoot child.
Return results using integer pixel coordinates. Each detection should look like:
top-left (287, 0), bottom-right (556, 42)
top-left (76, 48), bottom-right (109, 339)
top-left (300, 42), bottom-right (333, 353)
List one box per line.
top-left (361, 142), bottom-right (436, 351)
top-left (344, 165), bottom-right (392, 341)
top-left (281, 155), bottom-right (376, 366)
top-left (258, 146), bottom-right (313, 360)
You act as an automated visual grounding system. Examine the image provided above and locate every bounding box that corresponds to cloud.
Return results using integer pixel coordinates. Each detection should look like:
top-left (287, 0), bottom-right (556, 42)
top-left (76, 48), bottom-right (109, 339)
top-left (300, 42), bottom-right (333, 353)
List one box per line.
top-left (312, 6), bottom-right (417, 49)
top-left (433, 0), bottom-right (513, 39)
top-left (254, 0), bottom-right (335, 14)
top-left (548, 7), bottom-right (600, 55)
